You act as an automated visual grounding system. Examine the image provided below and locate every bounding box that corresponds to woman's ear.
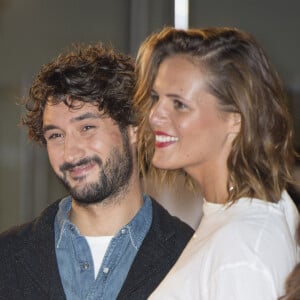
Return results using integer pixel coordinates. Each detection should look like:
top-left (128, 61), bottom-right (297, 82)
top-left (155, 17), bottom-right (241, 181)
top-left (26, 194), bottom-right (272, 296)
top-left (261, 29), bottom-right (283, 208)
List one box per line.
top-left (230, 112), bottom-right (241, 134)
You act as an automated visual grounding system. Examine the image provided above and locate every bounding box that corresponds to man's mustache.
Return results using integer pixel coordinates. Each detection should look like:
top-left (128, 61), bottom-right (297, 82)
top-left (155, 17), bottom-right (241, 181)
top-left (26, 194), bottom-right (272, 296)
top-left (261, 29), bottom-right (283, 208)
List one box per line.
top-left (59, 156), bottom-right (102, 173)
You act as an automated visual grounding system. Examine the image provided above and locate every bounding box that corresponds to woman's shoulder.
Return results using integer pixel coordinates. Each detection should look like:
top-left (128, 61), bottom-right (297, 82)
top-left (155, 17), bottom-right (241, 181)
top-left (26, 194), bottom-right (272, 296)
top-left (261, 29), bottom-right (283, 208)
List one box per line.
top-left (198, 196), bottom-right (298, 265)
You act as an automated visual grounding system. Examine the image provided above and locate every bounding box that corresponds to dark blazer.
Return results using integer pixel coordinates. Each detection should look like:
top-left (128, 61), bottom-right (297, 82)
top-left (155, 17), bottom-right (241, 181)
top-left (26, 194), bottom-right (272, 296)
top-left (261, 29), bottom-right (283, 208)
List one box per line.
top-left (0, 198), bottom-right (194, 300)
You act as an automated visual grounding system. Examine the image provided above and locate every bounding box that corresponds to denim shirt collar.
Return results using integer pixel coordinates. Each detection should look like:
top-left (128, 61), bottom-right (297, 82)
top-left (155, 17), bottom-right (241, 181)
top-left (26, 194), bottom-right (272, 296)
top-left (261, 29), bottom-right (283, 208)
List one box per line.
top-left (55, 194), bottom-right (152, 250)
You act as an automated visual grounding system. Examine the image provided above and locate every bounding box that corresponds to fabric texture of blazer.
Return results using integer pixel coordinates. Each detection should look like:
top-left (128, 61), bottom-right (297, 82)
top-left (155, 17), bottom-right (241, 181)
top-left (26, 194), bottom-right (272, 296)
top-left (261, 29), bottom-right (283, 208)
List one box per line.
top-left (0, 197), bottom-right (194, 300)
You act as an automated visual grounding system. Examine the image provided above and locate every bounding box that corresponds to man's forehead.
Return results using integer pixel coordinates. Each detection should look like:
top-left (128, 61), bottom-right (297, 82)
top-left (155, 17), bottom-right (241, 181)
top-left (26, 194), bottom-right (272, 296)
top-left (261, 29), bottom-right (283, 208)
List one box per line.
top-left (45, 98), bottom-right (102, 112)
top-left (44, 101), bottom-right (106, 122)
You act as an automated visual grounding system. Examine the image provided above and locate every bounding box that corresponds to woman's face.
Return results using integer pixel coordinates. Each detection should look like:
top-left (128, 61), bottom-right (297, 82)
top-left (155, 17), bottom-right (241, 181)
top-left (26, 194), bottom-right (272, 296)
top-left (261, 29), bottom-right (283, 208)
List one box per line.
top-left (149, 55), bottom-right (238, 179)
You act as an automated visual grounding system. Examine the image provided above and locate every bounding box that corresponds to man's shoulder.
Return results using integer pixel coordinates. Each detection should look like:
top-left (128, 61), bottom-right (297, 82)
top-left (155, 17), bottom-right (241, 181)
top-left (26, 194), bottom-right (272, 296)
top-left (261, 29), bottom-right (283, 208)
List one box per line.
top-left (149, 197), bottom-right (194, 241)
top-left (0, 221), bottom-right (32, 252)
top-left (0, 199), bottom-right (60, 253)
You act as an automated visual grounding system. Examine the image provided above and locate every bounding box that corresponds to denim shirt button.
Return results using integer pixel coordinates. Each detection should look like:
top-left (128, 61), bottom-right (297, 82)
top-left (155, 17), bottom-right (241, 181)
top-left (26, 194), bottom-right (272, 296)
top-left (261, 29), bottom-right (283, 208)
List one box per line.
top-left (83, 262), bottom-right (89, 270)
top-left (121, 229), bottom-right (126, 234)
top-left (103, 267), bottom-right (110, 274)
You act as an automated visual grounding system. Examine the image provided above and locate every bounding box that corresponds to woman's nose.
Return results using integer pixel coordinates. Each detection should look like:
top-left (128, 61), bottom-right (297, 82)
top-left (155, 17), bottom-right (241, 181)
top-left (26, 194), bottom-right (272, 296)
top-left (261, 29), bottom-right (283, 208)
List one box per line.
top-left (149, 100), bottom-right (169, 127)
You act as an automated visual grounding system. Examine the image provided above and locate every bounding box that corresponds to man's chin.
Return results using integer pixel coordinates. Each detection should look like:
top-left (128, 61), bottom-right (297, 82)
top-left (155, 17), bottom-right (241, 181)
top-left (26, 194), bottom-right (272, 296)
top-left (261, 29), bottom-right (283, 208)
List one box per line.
top-left (71, 197), bottom-right (99, 206)
top-left (61, 179), bottom-right (94, 200)
top-left (69, 189), bottom-right (100, 205)
top-left (66, 175), bottom-right (95, 190)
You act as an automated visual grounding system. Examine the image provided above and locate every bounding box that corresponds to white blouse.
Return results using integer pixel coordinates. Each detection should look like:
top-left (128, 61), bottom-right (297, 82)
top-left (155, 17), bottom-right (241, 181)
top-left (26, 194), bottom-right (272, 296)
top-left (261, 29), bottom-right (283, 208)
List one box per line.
top-left (150, 191), bottom-right (300, 300)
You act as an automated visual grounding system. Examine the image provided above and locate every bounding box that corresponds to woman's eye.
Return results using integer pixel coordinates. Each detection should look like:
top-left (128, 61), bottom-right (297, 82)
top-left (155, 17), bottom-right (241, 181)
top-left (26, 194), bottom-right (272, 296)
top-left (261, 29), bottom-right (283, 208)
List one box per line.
top-left (174, 99), bottom-right (187, 110)
top-left (150, 93), bottom-right (159, 103)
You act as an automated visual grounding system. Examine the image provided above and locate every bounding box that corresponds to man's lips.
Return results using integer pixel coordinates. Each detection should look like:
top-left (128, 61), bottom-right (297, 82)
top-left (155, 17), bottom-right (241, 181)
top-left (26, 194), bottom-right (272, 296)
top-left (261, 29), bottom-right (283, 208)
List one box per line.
top-left (154, 131), bottom-right (178, 148)
top-left (60, 156), bottom-right (102, 179)
top-left (68, 161), bottom-right (96, 177)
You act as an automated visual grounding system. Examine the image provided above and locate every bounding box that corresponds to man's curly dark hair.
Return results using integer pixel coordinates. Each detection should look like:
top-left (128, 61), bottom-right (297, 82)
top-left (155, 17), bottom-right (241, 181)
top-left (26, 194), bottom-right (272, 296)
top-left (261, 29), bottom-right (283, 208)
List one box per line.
top-left (22, 43), bottom-right (136, 144)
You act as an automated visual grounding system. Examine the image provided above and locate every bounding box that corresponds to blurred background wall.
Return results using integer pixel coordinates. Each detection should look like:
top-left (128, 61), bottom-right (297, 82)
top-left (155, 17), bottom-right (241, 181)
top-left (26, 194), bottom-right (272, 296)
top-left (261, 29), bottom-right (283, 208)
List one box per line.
top-left (0, 0), bottom-right (299, 231)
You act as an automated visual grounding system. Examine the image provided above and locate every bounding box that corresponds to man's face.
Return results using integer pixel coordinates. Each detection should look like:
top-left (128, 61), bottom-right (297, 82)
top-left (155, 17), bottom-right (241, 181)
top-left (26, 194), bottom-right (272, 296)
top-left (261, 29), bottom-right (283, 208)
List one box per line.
top-left (43, 101), bottom-right (136, 205)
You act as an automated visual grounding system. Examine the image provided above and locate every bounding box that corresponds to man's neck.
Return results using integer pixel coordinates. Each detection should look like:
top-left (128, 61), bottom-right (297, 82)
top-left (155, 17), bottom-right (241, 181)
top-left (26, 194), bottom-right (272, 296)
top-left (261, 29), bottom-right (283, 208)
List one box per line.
top-left (69, 182), bottom-right (144, 236)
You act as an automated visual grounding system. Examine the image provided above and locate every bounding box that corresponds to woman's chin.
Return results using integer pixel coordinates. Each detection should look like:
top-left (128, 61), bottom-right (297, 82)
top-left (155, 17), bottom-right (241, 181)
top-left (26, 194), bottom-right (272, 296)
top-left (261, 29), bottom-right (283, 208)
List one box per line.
top-left (152, 160), bottom-right (179, 171)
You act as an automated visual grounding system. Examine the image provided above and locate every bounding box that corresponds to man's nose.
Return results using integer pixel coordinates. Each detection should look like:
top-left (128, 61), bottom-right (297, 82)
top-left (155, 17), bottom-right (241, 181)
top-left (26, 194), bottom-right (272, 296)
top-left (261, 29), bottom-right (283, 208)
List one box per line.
top-left (63, 134), bottom-right (85, 164)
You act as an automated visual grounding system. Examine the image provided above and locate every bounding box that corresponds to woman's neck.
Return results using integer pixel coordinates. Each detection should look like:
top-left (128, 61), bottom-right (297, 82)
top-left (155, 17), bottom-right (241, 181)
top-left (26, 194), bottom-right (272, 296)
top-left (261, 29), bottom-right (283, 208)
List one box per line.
top-left (186, 160), bottom-right (229, 204)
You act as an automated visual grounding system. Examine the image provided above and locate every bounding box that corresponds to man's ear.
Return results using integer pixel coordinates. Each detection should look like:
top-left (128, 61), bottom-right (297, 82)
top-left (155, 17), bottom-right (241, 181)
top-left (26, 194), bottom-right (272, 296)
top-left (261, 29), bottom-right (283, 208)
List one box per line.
top-left (128, 125), bottom-right (138, 144)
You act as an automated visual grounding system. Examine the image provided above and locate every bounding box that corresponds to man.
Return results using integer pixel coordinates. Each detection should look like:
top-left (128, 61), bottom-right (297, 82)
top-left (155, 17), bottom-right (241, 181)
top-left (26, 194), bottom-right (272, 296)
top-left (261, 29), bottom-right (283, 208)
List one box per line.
top-left (0, 44), bottom-right (193, 300)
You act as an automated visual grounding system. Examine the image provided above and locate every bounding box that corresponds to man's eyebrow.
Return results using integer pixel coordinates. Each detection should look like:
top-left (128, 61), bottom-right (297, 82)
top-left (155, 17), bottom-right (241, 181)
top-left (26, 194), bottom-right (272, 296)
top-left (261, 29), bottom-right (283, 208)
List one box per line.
top-left (43, 112), bottom-right (101, 134)
top-left (43, 125), bottom-right (58, 134)
top-left (72, 112), bottom-right (101, 122)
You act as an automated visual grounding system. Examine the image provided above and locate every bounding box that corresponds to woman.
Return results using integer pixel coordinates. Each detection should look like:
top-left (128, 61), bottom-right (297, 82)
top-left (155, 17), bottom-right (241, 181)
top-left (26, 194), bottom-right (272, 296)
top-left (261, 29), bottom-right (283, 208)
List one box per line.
top-left (134, 27), bottom-right (300, 299)
top-left (281, 223), bottom-right (300, 299)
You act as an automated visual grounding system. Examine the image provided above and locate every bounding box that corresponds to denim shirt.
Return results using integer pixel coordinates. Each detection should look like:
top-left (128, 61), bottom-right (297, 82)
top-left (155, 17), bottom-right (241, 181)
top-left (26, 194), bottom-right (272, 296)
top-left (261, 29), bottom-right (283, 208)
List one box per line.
top-left (54, 195), bottom-right (152, 300)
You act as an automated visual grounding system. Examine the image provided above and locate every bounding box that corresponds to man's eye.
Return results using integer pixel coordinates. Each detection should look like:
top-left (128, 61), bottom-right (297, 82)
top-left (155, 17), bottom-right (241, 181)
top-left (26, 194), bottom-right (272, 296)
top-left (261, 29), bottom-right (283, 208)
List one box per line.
top-left (46, 133), bottom-right (63, 141)
top-left (83, 125), bottom-right (95, 131)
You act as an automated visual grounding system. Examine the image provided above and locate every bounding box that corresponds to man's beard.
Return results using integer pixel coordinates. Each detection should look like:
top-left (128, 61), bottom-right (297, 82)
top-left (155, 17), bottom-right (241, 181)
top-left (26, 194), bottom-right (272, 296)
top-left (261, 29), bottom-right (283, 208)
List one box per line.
top-left (56, 130), bottom-right (133, 205)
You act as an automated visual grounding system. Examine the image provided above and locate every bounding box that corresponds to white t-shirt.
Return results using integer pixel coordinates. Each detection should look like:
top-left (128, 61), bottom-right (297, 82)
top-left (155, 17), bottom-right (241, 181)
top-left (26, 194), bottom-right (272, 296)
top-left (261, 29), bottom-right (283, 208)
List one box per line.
top-left (150, 191), bottom-right (300, 300)
top-left (85, 235), bottom-right (113, 279)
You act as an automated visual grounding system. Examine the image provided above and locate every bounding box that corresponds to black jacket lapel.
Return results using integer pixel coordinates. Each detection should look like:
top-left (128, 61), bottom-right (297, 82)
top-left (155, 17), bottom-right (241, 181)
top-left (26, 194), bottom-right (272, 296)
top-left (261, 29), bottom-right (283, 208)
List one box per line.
top-left (14, 201), bottom-right (66, 299)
